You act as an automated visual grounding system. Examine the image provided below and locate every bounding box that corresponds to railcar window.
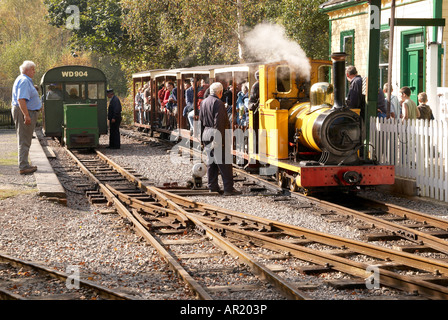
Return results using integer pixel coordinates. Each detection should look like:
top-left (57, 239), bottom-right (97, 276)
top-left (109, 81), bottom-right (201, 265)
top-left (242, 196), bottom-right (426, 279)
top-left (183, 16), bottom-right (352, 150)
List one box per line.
top-left (45, 83), bottom-right (63, 100)
top-left (88, 83), bottom-right (105, 100)
top-left (65, 83), bottom-right (85, 100)
top-left (276, 66), bottom-right (291, 93)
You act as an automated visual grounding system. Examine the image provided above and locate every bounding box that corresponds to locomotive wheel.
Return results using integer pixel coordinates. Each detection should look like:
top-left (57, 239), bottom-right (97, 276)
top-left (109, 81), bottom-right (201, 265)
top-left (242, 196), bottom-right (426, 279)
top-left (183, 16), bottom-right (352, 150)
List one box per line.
top-left (290, 178), bottom-right (298, 192)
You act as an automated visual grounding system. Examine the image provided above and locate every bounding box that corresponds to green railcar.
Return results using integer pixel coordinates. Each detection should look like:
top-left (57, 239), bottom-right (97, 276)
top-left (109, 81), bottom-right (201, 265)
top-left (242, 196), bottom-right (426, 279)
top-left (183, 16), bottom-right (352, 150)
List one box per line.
top-left (40, 66), bottom-right (107, 148)
top-left (63, 103), bottom-right (99, 149)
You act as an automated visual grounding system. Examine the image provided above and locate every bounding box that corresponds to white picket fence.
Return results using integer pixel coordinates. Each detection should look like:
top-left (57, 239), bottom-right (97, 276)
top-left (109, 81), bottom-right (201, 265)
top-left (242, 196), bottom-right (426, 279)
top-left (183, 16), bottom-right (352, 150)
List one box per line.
top-left (369, 117), bottom-right (448, 202)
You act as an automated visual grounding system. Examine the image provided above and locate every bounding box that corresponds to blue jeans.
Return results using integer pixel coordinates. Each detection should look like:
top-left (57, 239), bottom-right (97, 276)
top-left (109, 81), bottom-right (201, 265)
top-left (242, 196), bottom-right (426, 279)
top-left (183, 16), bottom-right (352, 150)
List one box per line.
top-left (378, 112), bottom-right (386, 119)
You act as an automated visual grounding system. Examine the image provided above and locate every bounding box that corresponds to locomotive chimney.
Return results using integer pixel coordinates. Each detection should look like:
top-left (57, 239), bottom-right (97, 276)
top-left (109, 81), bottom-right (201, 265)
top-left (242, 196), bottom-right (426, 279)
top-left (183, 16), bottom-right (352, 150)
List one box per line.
top-left (331, 52), bottom-right (348, 110)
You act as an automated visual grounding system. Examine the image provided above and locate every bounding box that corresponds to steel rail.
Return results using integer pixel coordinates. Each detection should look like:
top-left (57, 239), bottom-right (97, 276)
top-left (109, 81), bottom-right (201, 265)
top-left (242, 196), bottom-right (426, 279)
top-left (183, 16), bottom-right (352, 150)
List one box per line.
top-left (92, 149), bottom-right (448, 299)
top-left (177, 144), bottom-right (448, 253)
top-left (104, 145), bottom-right (448, 280)
top-left (231, 167), bottom-right (448, 255)
top-left (195, 218), bottom-right (448, 300)
top-left (65, 149), bottom-right (212, 300)
top-left (115, 180), bottom-right (448, 299)
top-left (71, 150), bottom-right (310, 300)
top-left (158, 189), bottom-right (448, 276)
top-left (106, 183), bottom-right (310, 300)
top-left (95, 151), bottom-right (311, 300)
top-left (0, 251), bottom-right (136, 300)
top-left (356, 195), bottom-right (448, 231)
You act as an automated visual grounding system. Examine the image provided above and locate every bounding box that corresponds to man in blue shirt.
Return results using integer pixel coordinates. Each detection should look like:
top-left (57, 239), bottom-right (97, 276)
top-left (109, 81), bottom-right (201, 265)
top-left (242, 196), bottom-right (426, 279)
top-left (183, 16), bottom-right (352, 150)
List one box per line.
top-left (11, 61), bottom-right (42, 175)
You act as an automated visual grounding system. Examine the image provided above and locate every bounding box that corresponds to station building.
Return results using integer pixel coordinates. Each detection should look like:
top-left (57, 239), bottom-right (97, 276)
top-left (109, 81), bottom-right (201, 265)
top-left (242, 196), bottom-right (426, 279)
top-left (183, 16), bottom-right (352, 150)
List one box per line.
top-left (320, 0), bottom-right (447, 121)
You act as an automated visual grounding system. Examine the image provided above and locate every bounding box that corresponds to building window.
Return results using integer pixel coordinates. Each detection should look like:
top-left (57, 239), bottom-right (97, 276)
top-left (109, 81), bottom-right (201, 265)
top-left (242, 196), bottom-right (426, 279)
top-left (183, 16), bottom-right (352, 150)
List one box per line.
top-left (340, 30), bottom-right (355, 66)
top-left (379, 28), bottom-right (390, 89)
top-left (340, 30), bottom-right (355, 95)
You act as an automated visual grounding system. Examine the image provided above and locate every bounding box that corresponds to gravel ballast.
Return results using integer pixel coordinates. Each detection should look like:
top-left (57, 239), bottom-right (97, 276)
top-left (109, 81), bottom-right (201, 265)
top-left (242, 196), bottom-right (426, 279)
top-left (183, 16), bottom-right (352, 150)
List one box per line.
top-left (1, 127), bottom-right (448, 302)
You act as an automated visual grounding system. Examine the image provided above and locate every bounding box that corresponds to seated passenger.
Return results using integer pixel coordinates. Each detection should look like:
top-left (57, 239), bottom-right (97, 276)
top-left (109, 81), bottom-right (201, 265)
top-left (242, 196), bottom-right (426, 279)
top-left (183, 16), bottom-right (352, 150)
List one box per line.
top-left (68, 88), bottom-right (79, 99)
top-left (135, 88), bottom-right (143, 123)
top-left (188, 82), bottom-right (209, 135)
top-left (162, 81), bottom-right (174, 128)
top-left (47, 84), bottom-right (63, 100)
top-left (236, 83), bottom-right (249, 127)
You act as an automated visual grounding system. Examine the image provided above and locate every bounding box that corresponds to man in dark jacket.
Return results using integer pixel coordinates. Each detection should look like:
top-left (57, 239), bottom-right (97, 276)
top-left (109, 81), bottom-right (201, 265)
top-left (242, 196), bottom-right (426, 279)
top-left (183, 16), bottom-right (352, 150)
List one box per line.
top-left (345, 66), bottom-right (365, 118)
top-left (107, 89), bottom-right (122, 149)
top-left (199, 82), bottom-right (241, 196)
top-left (248, 70), bottom-right (260, 153)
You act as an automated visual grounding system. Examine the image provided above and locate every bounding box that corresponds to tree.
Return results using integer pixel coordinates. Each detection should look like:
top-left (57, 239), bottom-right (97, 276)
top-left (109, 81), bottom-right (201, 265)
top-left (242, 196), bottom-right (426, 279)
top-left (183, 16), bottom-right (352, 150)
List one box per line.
top-left (279, 0), bottom-right (329, 60)
top-left (0, 0), bottom-right (72, 101)
top-left (41, 0), bottom-right (329, 95)
top-left (120, 0), bottom-right (284, 71)
top-left (44, 0), bottom-right (133, 58)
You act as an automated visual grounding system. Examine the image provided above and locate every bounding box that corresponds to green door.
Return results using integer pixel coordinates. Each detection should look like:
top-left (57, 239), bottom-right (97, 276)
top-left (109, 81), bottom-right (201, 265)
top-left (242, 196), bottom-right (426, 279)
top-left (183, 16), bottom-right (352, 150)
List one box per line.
top-left (401, 29), bottom-right (425, 104)
top-left (407, 49), bottom-right (423, 103)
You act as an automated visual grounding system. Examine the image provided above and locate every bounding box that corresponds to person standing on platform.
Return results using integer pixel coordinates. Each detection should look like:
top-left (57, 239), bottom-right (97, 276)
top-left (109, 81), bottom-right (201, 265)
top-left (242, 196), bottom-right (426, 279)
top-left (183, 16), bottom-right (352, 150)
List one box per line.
top-left (417, 92), bottom-right (434, 121)
top-left (383, 83), bottom-right (400, 119)
top-left (11, 60), bottom-right (42, 175)
top-left (107, 89), bottom-right (122, 149)
top-left (345, 65), bottom-right (365, 118)
top-left (199, 82), bottom-right (241, 196)
top-left (399, 86), bottom-right (420, 120)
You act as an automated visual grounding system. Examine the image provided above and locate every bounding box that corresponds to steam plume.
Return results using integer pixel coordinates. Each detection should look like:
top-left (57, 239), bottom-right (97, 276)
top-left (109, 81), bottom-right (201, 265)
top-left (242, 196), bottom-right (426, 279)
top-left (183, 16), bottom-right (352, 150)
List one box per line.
top-left (243, 23), bottom-right (311, 81)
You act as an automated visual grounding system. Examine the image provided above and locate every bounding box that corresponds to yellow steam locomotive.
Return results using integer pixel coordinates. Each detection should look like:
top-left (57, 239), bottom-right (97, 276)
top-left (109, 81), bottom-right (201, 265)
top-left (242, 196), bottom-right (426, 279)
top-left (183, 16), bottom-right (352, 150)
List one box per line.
top-left (243, 52), bottom-right (395, 194)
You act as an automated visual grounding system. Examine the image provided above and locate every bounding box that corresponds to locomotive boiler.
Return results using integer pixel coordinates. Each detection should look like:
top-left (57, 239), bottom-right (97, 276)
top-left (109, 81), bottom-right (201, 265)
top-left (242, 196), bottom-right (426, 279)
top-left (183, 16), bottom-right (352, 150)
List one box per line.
top-left (247, 52), bottom-right (395, 193)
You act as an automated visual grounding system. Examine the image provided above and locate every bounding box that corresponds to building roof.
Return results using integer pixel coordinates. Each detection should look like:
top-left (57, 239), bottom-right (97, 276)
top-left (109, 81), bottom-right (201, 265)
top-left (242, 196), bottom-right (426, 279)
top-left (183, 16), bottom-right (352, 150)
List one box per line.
top-left (319, 0), bottom-right (367, 12)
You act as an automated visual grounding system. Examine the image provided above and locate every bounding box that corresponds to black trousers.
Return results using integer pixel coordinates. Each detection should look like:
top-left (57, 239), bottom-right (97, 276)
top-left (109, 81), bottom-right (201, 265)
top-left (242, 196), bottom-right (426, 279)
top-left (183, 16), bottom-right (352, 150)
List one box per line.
top-left (109, 118), bottom-right (121, 148)
top-left (205, 145), bottom-right (234, 192)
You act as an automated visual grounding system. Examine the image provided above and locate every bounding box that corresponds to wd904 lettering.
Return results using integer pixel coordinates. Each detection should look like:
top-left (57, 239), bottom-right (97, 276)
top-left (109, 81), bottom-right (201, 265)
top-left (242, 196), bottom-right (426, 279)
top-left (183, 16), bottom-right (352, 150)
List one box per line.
top-left (61, 71), bottom-right (89, 78)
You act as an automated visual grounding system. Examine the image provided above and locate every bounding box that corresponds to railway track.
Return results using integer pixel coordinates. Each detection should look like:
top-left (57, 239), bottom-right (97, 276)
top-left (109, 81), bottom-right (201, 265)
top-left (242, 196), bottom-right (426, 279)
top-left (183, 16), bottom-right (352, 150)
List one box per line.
top-left (173, 138), bottom-right (448, 258)
top-left (231, 167), bottom-right (448, 256)
top-left (66, 149), bottom-right (307, 300)
top-left (0, 252), bottom-right (135, 300)
top-left (64, 142), bottom-right (448, 299)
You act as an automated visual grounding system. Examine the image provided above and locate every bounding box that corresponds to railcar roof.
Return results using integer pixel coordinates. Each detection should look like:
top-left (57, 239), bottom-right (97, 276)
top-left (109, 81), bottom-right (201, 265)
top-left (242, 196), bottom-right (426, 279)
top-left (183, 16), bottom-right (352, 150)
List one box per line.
top-left (214, 62), bottom-right (260, 74)
top-left (40, 65), bottom-right (107, 85)
top-left (178, 64), bottom-right (229, 75)
top-left (132, 69), bottom-right (167, 78)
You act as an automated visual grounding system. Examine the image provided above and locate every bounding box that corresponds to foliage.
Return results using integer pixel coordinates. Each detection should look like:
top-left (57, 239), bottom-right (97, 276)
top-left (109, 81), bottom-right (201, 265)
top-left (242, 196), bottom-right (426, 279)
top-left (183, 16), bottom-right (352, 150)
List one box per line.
top-left (44, 0), bottom-right (132, 57)
top-left (120, 0), bottom-right (287, 70)
top-left (2, 0), bottom-right (330, 100)
top-left (279, 0), bottom-right (330, 60)
top-left (118, 0), bottom-right (328, 75)
top-left (0, 0), bottom-right (66, 86)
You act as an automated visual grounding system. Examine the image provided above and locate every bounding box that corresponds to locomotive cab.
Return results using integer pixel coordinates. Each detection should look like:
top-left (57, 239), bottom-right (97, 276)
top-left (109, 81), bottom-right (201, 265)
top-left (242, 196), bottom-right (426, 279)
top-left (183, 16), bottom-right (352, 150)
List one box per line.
top-left (249, 59), bottom-right (333, 161)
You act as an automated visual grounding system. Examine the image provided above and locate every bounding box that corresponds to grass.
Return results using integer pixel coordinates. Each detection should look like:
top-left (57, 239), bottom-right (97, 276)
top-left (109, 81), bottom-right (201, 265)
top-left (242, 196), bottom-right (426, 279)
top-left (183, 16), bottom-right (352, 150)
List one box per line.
top-left (0, 151), bottom-right (17, 166)
top-left (0, 188), bottom-right (37, 200)
top-left (0, 152), bottom-right (18, 166)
